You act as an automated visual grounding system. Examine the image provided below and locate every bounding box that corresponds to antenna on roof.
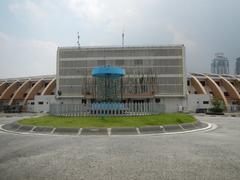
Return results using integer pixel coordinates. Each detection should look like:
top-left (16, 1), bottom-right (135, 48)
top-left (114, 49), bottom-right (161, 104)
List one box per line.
top-left (77, 32), bottom-right (80, 48)
top-left (122, 30), bottom-right (124, 47)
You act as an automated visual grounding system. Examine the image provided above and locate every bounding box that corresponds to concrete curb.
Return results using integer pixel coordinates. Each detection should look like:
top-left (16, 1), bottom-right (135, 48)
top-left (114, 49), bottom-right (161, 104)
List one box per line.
top-left (0, 121), bottom-right (215, 137)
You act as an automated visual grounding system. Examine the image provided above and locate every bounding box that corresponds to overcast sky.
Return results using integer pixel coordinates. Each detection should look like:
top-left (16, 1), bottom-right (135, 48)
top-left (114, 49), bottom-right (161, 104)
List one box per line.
top-left (0, 0), bottom-right (239, 78)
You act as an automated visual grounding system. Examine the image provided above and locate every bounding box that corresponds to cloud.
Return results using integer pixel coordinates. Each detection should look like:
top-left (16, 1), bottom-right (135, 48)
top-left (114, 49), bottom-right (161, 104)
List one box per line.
top-left (9, 0), bottom-right (48, 19)
top-left (0, 32), bottom-right (57, 78)
top-left (165, 25), bottom-right (207, 73)
top-left (66, 0), bottom-right (105, 22)
top-left (65, 0), bottom-right (142, 31)
top-left (167, 24), bottom-right (196, 48)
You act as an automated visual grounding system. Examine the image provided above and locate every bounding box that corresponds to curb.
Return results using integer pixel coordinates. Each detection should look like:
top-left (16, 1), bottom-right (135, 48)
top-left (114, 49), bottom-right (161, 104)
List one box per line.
top-left (0, 121), bottom-right (215, 137)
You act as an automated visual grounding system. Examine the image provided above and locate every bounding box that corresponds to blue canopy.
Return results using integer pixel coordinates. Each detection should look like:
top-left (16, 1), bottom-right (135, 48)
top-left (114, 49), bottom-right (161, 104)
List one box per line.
top-left (92, 65), bottom-right (125, 77)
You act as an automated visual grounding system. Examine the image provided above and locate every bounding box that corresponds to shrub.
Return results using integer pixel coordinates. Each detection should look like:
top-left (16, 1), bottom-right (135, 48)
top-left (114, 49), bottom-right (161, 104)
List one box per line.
top-left (209, 98), bottom-right (225, 113)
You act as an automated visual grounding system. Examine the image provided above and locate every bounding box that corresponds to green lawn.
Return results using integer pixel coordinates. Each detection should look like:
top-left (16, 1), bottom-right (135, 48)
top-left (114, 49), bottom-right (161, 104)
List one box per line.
top-left (18, 113), bottom-right (196, 128)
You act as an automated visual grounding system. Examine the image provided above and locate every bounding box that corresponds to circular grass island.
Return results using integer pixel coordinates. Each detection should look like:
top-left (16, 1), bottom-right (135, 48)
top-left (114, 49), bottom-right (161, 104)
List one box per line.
top-left (18, 113), bottom-right (196, 128)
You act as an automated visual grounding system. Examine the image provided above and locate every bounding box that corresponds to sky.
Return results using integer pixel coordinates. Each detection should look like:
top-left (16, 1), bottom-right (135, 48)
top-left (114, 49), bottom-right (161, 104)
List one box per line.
top-left (0, 0), bottom-right (240, 78)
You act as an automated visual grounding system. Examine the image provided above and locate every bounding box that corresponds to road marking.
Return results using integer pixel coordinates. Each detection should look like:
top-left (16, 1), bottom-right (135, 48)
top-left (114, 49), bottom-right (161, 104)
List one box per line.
top-left (15, 125), bottom-right (22, 132)
top-left (30, 126), bottom-right (36, 132)
top-left (78, 128), bottom-right (82, 135)
top-left (178, 124), bottom-right (185, 130)
top-left (192, 123), bottom-right (198, 128)
top-left (51, 128), bottom-right (56, 134)
top-left (136, 128), bottom-right (141, 135)
top-left (160, 126), bottom-right (165, 133)
top-left (107, 128), bottom-right (112, 136)
top-left (107, 128), bottom-right (111, 136)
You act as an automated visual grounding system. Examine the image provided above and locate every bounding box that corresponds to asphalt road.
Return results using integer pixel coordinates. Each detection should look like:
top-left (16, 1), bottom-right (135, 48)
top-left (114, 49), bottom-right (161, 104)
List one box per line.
top-left (0, 115), bottom-right (240, 180)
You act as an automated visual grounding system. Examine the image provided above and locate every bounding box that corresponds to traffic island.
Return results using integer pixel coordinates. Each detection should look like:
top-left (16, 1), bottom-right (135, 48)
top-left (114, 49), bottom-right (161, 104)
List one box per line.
top-left (1, 118), bottom-right (210, 136)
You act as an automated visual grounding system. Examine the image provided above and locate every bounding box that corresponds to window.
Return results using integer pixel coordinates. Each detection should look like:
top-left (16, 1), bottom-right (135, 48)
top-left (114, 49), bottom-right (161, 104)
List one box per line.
top-left (187, 80), bottom-right (190, 86)
top-left (224, 92), bottom-right (229, 96)
top-left (82, 99), bottom-right (86, 104)
top-left (232, 101), bottom-right (237, 105)
top-left (155, 98), bottom-right (161, 103)
top-left (200, 81), bottom-right (205, 86)
top-left (31, 102), bottom-right (35, 105)
top-left (38, 101), bottom-right (44, 105)
top-left (203, 101), bottom-right (209, 104)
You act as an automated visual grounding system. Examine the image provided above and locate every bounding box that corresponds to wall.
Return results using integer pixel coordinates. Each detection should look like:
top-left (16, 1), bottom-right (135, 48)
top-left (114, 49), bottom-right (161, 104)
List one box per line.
top-left (33, 95), bottom-right (57, 113)
top-left (187, 94), bottom-right (212, 112)
top-left (57, 46), bottom-right (185, 99)
top-left (26, 100), bottom-right (35, 112)
top-left (160, 97), bottom-right (187, 113)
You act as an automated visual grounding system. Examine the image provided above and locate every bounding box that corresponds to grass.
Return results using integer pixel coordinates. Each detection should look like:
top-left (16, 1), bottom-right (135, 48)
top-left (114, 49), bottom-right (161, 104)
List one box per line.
top-left (18, 113), bottom-right (196, 128)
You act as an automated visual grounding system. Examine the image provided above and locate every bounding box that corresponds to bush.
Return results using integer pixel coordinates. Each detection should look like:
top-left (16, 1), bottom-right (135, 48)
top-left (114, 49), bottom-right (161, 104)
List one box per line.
top-left (208, 98), bottom-right (225, 113)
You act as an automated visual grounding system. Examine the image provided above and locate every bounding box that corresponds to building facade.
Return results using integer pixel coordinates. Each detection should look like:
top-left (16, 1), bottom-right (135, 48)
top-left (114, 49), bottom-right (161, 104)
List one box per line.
top-left (1, 46), bottom-right (240, 114)
top-left (235, 57), bottom-right (240, 75)
top-left (56, 45), bottom-right (187, 113)
top-left (1, 73), bottom-right (240, 113)
top-left (211, 53), bottom-right (229, 74)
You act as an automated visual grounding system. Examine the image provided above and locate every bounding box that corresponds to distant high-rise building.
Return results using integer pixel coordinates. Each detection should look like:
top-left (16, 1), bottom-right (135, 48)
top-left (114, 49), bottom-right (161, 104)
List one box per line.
top-left (235, 57), bottom-right (240, 75)
top-left (211, 53), bottom-right (229, 74)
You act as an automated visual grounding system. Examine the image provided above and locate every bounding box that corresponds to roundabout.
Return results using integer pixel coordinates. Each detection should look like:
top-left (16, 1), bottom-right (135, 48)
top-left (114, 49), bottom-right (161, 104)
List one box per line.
top-left (0, 116), bottom-right (212, 136)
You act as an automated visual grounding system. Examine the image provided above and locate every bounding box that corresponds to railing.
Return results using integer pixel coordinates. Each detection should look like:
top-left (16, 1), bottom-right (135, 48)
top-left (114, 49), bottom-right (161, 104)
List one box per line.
top-left (50, 102), bottom-right (165, 116)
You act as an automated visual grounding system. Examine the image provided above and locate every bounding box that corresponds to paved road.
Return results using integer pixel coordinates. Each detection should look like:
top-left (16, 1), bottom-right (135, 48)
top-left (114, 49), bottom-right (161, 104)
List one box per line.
top-left (0, 115), bottom-right (240, 180)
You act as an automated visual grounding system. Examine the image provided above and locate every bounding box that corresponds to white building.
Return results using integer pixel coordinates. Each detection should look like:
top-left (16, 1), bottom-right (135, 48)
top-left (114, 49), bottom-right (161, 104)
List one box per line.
top-left (55, 45), bottom-right (187, 114)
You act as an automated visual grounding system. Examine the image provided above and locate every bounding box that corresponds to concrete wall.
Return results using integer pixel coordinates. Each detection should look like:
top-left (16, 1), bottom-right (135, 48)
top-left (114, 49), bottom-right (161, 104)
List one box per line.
top-left (33, 95), bottom-right (57, 113)
top-left (160, 97), bottom-right (186, 113)
top-left (26, 100), bottom-right (35, 112)
top-left (187, 94), bottom-right (212, 112)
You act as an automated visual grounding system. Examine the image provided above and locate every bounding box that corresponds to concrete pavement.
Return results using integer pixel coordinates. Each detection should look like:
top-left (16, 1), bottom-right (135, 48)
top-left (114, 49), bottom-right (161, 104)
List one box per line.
top-left (0, 115), bottom-right (240, 180)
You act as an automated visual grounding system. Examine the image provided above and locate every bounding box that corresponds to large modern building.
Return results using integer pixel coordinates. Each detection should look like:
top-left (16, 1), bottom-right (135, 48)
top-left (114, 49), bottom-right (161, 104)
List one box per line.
top-left (235, 57), bottom-right (240, 75)
top-left (211, 53), bottom-right (229, 74)
top-left (0, 75), bottom-right (56, 113)
top-left (1, 45), bottom-right (240, 114)
top-left (56, 45), bottom-right (186, 114)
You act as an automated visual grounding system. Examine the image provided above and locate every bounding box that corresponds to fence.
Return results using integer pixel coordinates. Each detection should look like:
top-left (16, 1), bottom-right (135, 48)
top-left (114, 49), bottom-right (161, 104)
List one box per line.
top-left (227, 105), bottom-right (240, 112)
top-left (50, 102), bottom-right (165, 116)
